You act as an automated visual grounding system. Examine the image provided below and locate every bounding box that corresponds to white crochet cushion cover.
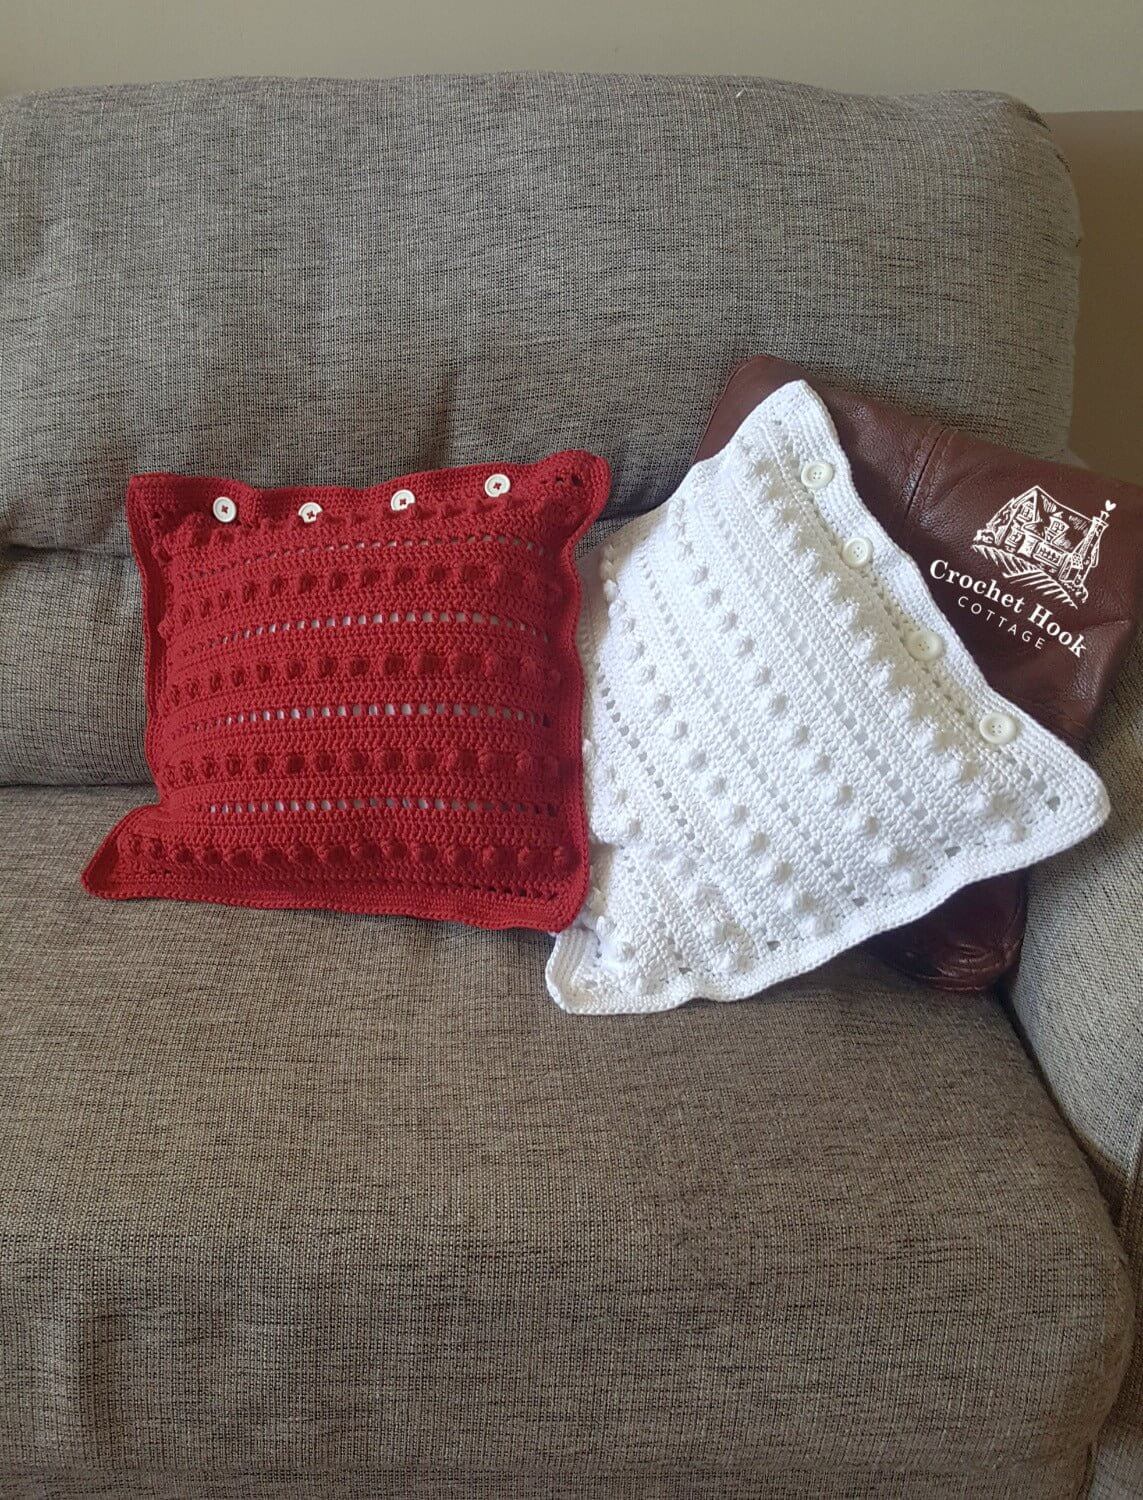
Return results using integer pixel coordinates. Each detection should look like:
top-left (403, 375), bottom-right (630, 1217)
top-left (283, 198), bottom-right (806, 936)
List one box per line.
top-left (546, 379), bottom-right (1109, 1014)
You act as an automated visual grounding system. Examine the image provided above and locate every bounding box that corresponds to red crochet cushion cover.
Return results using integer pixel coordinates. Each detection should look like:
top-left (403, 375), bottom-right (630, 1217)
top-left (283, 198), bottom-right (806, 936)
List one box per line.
top-left (83, 451), bottom-right (610, 930)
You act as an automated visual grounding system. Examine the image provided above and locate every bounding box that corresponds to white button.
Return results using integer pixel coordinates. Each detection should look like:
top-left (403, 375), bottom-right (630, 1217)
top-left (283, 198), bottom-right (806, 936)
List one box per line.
top-left (390, 488), bottom-right (415, 511)
top-left (842, 536), bottom-right (873, 568)
top-left (484, 472), bottom-right (511, 497)
top-left (297, 501), bottom-right (323, 524)
top-left (979, 710), bottom-right (1019, 745)
top-left (906, 626), bottom-right (944, 663)
top-left (801, 460), bottom-right (835, 490)
top-left (212, 496), bottom-right (237, 523)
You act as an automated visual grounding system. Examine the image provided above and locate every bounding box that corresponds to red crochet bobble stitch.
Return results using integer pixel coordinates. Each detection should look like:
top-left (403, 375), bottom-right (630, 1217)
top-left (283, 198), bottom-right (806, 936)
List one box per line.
top-left (83, 451), bottom-right (610, 931)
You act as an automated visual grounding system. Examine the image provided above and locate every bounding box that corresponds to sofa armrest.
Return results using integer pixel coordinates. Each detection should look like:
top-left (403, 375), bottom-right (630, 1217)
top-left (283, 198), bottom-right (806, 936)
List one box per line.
top-left (1011, 630), bottom-right (1143, 1205)
top-left (1008, 631), bottom-right (1143, 1494)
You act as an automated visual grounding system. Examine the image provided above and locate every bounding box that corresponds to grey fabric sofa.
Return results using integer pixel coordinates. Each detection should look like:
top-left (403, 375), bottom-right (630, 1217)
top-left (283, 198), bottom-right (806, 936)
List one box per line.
top-left (0, 73), bottom-right (1139, 1498)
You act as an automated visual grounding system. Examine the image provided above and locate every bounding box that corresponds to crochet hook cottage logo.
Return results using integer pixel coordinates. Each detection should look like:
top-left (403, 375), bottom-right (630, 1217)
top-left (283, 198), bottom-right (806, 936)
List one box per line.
top-left (970, 486), bottom-right (1115, 608)
top-left (928, 488), bottom-right (1116, 661)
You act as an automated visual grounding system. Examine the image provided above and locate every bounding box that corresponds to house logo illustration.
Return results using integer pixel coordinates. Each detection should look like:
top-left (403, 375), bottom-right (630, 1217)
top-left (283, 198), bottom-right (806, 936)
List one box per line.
top-left (971, 486), bottom-right (1115, 609)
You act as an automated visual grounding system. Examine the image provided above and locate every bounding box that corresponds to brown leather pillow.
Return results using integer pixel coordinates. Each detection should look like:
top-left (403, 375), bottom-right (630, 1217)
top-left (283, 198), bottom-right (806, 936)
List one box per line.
top-left (693, 354), bottom-right (1143, 990)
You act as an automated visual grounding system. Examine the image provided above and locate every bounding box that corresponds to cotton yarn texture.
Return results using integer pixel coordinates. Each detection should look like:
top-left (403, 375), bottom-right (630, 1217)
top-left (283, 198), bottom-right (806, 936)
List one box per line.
top-left (83, 451), bottom-right (609, 931)
top-left (546, 381), bottom-right (1110, 1014)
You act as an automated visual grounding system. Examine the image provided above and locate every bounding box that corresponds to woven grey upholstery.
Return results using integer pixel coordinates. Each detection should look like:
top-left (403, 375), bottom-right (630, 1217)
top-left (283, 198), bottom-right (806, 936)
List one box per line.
top-left (0, 549), bottom-right (148, 784)
top-left (1010, 631), bottom-right (1143, 1500)
top-left (0, 786), bottom-right (1131, 1497)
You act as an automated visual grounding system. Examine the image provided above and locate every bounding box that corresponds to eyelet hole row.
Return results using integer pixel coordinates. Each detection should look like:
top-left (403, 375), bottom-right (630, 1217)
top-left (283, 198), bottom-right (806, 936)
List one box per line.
top-left (177, 533), bottom-right (548, 583)
top-left (201, 609), bottom-right (550, 647)
top-left (182, 702), bottom-right (554, 732)
top-left (207, 795), bottom-right (558, 816)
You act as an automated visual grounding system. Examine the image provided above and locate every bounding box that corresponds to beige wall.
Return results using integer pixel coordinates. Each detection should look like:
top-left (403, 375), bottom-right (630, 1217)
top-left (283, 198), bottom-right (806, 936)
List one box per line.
top-left (2, 0), bottom-right (1140, 110)
top-left (1, 3), bottom-right (1140, 480)
top-left (1047, 113), bottom-right (1143, 484)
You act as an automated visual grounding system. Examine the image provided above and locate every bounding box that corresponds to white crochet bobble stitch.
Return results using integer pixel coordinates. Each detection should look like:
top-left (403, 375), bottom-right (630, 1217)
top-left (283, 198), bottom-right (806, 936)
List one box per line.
top-left (546, 379), bottom-right (1109, 1015)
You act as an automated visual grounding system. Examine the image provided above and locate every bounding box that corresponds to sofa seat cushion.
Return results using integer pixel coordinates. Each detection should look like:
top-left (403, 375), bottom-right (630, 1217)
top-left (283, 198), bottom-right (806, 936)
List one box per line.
top-left (0, 787), bottom-right (1131, 1496)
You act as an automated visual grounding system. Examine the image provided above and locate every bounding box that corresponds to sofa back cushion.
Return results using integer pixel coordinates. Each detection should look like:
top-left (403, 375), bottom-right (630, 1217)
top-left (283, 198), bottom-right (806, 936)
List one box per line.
top-left (0, 74), bottom-right (1081, 782)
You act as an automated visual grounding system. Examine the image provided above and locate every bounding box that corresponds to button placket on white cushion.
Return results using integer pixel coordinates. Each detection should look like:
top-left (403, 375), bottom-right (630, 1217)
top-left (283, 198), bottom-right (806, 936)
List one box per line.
top-left (978, 711), bottom-right (1019, 745)
top-left (800, 460), bottom-right (834, 491)
top-left (905, 626), bottom-right (944, 663)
